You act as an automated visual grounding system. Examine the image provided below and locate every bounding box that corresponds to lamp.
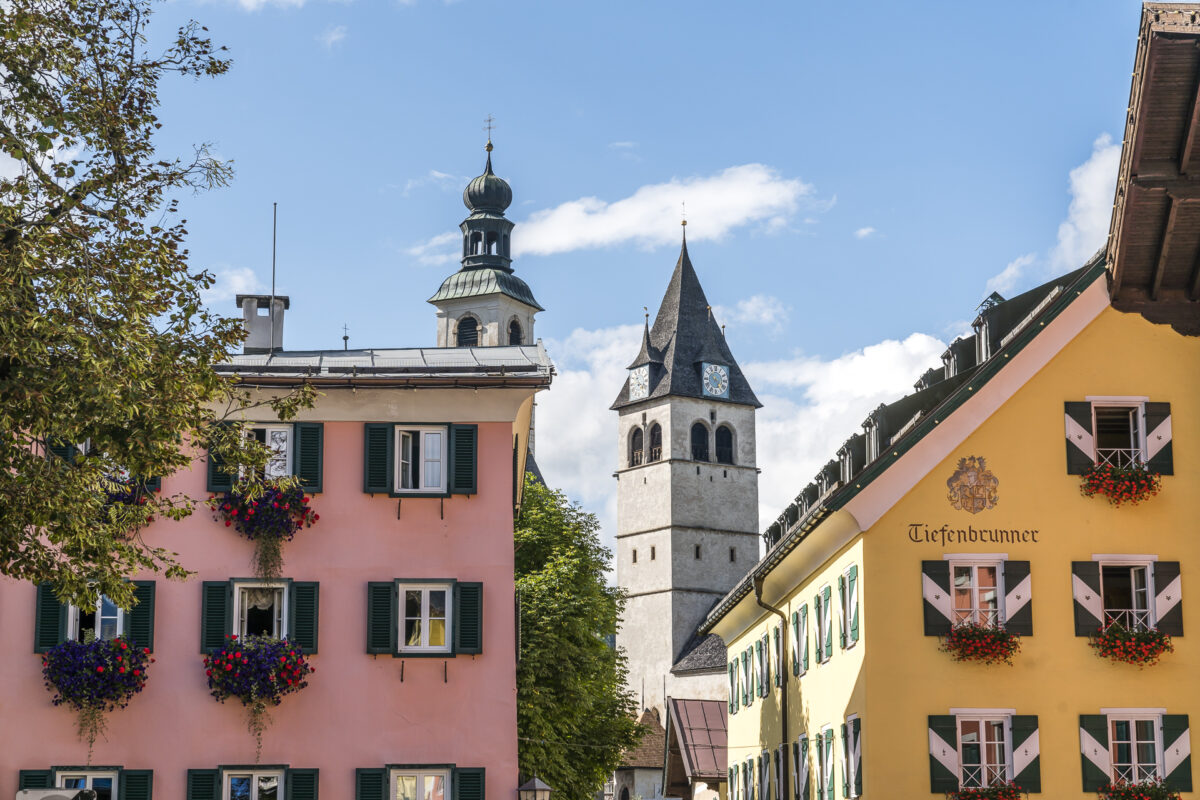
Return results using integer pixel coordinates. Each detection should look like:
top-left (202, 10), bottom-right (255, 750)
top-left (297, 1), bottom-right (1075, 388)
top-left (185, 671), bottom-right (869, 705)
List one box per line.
top-left (517, 776), bottom-right (554, 800)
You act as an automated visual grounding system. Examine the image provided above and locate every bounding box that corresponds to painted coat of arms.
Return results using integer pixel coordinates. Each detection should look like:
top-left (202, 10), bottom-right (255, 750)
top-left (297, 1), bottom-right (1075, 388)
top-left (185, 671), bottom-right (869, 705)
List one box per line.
top-left (946, 456), bottom-right (999, 514)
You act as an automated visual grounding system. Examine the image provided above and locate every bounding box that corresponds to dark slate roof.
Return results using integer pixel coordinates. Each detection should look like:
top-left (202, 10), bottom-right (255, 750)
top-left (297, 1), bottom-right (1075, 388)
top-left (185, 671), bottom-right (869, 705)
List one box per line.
top-left (620, 708), bottom-right (667, 770)
top-left (525, 452), bottom-right (546, 487)
top-left (671, 632), bottom-right (726, 675)
top-left (627, 321), bottom-right (664, 369)
top-left (427, 267), bottom-right (543, 311)
top-left (666, 698), bottom-right (728, 781)
top-left (612, 239), bottom-right (761, 409)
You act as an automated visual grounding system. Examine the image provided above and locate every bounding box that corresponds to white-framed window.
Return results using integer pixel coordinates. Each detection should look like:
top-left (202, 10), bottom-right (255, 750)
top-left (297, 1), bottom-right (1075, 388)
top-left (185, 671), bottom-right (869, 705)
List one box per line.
top-left (241, 424), bottom-right (292, 480)
top-left (58, 771), bottom-right (118, 800)
top-left (68, 594), bottom-right (124, 642)
top-left (1100, 560), bottom-right (1155, 631)
top-left (816, 727), bottom-right (834, 799)
top-left (390, 768), bottom-right (449, 800)
top-left (816, 585), bottom-right (832, 664)
top-left (225, 769), bottom-right (283, 800)
top-left (401, 583), bottom-right (452, 653)
top-left (1109, 713), bottom-right (1162, 782)
top-left (1091, 399), bottom-right (1147, 468)
top-left (232, 581), bottom-right (288, 639)
top-left (950, 560), bottom-right (1003, 627)
top-left (844, 714), bottom-right (861, 798)
top-left (395, 426), bottom-right (449, 493)
top-left (957, 715), bottom-right (1012, 788)
top-left (840, 565), bottom-right (859, 649)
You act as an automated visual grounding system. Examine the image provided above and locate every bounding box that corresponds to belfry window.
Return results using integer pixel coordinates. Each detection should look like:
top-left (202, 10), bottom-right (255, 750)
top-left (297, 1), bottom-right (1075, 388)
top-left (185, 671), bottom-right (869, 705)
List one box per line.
top-left (649, 424), bottom-right (663, 462)
top-left (691, 423), bottom-right (709, 462)
top-left (509, 320), bottom-right (523, 346)
top-left (716, 425), bottom-right (735, 465)
top-left (469, 232), bottom-right (482, 255)
top-left (630, 428), bottom-right (644, 467)
top-left (486, 231), bottom-right (498, 254)
top-left (456, 317), bottom-right (479, 347)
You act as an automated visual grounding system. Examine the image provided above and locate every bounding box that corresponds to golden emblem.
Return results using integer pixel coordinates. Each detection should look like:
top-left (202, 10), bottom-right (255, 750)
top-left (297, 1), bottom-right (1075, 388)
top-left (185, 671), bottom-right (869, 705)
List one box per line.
top-left (946, 456), bottom-right (999, 514)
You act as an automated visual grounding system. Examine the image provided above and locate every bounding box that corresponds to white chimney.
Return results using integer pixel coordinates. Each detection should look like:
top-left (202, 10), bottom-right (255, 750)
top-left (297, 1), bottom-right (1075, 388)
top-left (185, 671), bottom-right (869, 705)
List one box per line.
top-left (238, 294), bottom-right (289, 354)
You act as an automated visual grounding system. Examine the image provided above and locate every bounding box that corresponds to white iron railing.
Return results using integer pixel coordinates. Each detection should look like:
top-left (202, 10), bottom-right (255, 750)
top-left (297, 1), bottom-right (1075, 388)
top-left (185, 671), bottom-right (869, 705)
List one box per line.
top-left (1096, 448), bottom-right (1143, 469)
top-left (1104, 609), bottom-right (1153, 631)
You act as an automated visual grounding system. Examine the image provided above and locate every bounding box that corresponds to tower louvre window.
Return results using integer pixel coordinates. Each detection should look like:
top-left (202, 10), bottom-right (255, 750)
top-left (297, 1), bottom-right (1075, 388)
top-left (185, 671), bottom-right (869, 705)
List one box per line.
top-left (509, 320), bottom-right (523, 346)
top-left (630, 428), bottom-right (644, 467)
top-left (456, 317), bottom-right (479, 347)
top-left (716, 425), bottom-right (735, 464)
top-left (649, 424), bottom-right (663, 461)
top-left (691, 423), bottom-right (710, 462)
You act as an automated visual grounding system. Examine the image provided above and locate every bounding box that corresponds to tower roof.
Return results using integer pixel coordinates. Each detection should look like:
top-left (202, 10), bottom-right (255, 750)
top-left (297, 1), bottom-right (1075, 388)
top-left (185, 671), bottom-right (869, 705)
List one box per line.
top-left (612, 239), bottom-right (761, 409)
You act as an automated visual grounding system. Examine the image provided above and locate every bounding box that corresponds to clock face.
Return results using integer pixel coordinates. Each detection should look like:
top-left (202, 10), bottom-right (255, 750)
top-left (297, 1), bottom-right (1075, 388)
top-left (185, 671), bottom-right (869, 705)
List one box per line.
top-left (702, 363), bottom-right (730, 397)
top-left (629, 366), bottom-right (650, 400)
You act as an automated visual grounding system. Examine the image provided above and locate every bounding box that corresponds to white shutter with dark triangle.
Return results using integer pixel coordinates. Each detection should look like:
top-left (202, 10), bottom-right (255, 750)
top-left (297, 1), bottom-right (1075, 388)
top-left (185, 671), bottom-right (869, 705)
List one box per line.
top-left (1003, 561), bottom-right (1033, 636)
top-left (1079, 715), bottom-right (1110, 792)
top-left (928, 716), bottom-right (958, 793)
top-left (1163, 714), bottom-right (1192, 792)
top-left (921, 561), bottom-right (952, 636)
top-left (1145, 402), bottom-right (1173, 475)
top-left (1154, 561), bottom-right (1183, 636)
top-left (1064, 401), bottom-right (1095, 474)
top-left (1010, 715), bottom-right (1040, 792)
top-left (1072, 561), bottom-right (1103, 636)
top-left (794, 735), bottom-right (810, 800)
top-left (837, 574), bottom-right (846, 649)
top-left (839, 723), bottom-right (849, 798)
top-left (850, 718), bottom-right (861, 798)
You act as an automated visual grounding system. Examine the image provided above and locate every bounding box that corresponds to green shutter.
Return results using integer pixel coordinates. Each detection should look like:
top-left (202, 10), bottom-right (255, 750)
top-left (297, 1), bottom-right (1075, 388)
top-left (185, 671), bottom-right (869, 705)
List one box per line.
top-left (289, 581), bottom-right (320, 654)
top-left (840, 723), bottom-right (849, 798)
top-left (206, 438), bottom-right (233, 494)
top-left (141, 475), bottom-right (162, 492)
top-left (798, 737), bottom-right (810, 800)
top-left (729, 663), bottom-right (737, 713)
top-left (847, 566), bottom-right (859, 644)
top-left (812, 594), bottom-right (823, 662)
top-left (755, 638), bottom-right (764, 697)
top-left (356, 769), bottom-right (385, 800)
top-left (837, 576), bottom-right (846, 649)
top-left (19, 771), bottom-right (53, 790)
top-left (1002, 561), bottom-right (1033, 636)
top-left (1145, 402), bottom-right (1174, 475)
top-left (127, 581), bottom-right (156, 651)
top-left (1064, 401), bottom-right (1094, 474)
top-left (287, 768), bottom-right (319, 800)
top-left (293, 422), bottom-right (324, 493)
top-left (34, 582), bottom-right (66, 653)
top-left (200, 581), bottom-right (231, 652)
top-left (800, 605), bottom-right (810, 671)
top-left (822, 586), bottom-right (833, 657)
top-left (455, 581), bottom-right (484, 654)
top-left (187, 770), bottom-right (219, 800)
top-left (1163, 714), bottom-right (1192, 791)
top-left (1079, 714), bottom-right (1110, 792)
top-left (363, 423), bottom-right (394, 494)
top-left (449, 424), bottom-right (478, 495)
top-left (1010, 715), bottom-right (1040, 792)
top-left (928, 715), bottom-right (958, 793)
top-left (453, 768), bottom-right (485, 800)
top-left (773, 626), bottom-right (782, 687)
top-left (823, 730), bottom-right (835, 800)
top-left (121, 769), bottom-right (154, 800)
top-left (741, 649), bottom-right (750, 707)
top-left (366, 582), bottom-right (397, 654)
top-left (47, 440), bottom-right (77, 463)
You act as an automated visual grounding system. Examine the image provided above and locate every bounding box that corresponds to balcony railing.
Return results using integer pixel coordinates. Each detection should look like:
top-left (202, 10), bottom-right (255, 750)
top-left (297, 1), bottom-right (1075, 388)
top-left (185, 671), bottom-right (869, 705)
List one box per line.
top-left (630, 451), bottom-right (644, 467)
top-left (953, 608), bottom-right (1002, 627)
top-left (1096, 448), bottom-right (1143, 469)
top-left (1104, 609), bottom-right (1153, 631)
top-left (649, 446), bottom-right (662, 462)
top-left (960, 764), bottom-right (1009, 788)
top-left (1113, 764), bottom-right (1159, 783)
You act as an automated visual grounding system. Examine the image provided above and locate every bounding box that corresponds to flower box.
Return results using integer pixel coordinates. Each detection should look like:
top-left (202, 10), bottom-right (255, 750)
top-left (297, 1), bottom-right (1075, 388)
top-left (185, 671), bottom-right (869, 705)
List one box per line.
top-left (1100, 778), bottom-right (1182, 800)
top-left (209, 482), bottom-right (318, 578)
top-left (1080, 463), bottom-right (1162, 507)
top-left (947, 782), bottom-right (1024, 799)
top-left (1090, 623), bottom-right (1173, 666)
top-left (940, 622), bottom-right (1021, 666)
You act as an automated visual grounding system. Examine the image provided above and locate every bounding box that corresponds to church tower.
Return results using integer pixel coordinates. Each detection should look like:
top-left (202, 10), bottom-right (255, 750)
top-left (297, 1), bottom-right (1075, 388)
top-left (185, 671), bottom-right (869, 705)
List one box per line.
top-left (428, 141), bottom-right (543, 346)
top-left (612, 230), bottom-right (761, 716)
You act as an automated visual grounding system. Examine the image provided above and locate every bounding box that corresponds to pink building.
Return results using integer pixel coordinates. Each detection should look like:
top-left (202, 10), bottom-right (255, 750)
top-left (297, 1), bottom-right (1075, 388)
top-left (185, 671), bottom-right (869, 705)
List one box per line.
top-left (0, 145), bottom-right (551, 800)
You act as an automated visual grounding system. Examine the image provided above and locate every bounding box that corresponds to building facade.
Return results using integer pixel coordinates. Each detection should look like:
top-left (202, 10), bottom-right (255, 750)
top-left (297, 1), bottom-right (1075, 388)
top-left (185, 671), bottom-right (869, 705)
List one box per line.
top-left (0, 145), bottom-right (551, 800)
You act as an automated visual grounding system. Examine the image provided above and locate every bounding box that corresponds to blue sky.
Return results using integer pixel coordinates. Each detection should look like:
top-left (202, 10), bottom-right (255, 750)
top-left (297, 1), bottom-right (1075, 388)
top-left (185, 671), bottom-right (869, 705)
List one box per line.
top-left (147, 0), bottom-right (1145, 546)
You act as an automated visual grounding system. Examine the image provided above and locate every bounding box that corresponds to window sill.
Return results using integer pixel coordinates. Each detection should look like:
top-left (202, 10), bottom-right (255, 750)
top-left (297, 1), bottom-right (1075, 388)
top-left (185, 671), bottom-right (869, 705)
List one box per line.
top-left (387, 490), bottom-right (451, 499)
top-left (392, 651), bottom-right (457, 659)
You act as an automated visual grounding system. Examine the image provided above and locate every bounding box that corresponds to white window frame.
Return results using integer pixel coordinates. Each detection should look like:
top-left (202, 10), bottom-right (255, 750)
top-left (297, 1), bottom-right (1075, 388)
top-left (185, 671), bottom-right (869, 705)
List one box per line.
top-left (232, 581), bottom-right (289, 640)
top-left (389, 769), bottom-right (450, 800)
top-left (223, 769), bottom-right (284, 800)
top-left (845, 713), bottom-right (861, 798)
top-left (817, 726), bottom-right (834, 799)
top-left (816, 585), bottom-right (832, 664)
top-left (1097, 558), bottom-right (1156, 631)
top-left (67, 593), bottom-right (125, 642)
top-left (1107, 710), bottom-right (1164, 783)
top-left (948, 559), bottom-right (1005, 628)
top-left (240, 424), bottom-right (293, 481)
top-left (1088, 398), bottom-right (1149, 468)
top-left (742, 649), bottom-right (753, 706)
top-left (955, 713), bottom-right (1013, 789)
top-left (394, 425), bottom-right (449, 494)
top-left (399, 582), bottom-right (454, 654)
top-left (841, 565), bottom-right (859, 651)
top-left (58, 770), bottom-right (118, 799)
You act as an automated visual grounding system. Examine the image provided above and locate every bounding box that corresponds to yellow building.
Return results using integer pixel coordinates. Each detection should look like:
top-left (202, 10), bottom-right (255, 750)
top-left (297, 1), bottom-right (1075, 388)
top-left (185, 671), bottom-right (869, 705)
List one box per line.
top-left (704, 6), bottom-right (1200, 797)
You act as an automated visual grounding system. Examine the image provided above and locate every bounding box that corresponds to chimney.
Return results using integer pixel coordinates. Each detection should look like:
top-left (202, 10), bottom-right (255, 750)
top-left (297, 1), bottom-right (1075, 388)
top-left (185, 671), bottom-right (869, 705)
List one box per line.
top-left (237, 294), bottom-right (290, 354)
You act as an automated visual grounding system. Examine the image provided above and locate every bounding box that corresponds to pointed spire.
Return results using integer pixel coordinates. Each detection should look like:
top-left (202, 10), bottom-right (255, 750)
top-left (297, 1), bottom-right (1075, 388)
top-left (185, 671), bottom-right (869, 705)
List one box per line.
top-left (628, 311), bottom-right (662, 369)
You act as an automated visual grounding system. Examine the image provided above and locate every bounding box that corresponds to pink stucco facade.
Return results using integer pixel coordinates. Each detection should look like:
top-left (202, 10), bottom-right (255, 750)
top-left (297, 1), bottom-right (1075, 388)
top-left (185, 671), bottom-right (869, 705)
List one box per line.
top-left (0, 388), bottom-right (537, 800)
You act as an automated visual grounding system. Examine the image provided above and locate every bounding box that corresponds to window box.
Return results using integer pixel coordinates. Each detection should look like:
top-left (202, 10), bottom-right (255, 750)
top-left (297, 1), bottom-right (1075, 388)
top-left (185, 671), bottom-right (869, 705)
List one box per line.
top-left (947, 783), bottom-right (1024, 800)
top-left (363, 423), bottom-right (477, 496)
top-left (366, 580), bottom-right (483, 656)
top-left (1081, 462), bottom-right (1162, 507)
top-left (1100, 778), bottom-right (1183, 800)
top-left (185, 766), bottom-right (317, 800)
top-left (1090, 624), bottom-right (1174, 666)
top-left (35, 581), bottom-right (156, 653)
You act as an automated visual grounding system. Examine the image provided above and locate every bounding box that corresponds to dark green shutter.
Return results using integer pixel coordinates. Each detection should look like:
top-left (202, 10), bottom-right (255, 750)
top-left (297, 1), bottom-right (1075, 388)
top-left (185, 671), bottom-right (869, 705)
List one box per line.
top-left (812, 594), bottom-right (823, 662)
top-left (363, 423), bottom-right (393, 494)
top-left (928, 716), bottom-right (958, 793)
top-left (823, 730), bottom-right (835, 800)
top-left (121, 769), bottom-right (154, 800)
top-left (47, 440), bottom-right (77, 463)
top-left (141, 475), bottom-right (162, 492)
top-left (821, 585), bottom-right (833, 657)
top-left (366, 582), bottom-right (396, 654)
top-left (449, 424), bottom-right (478, 495)
top-left (286, 768), bottom-right (319, 800)
top-left (127, 581), bottom-right (156, 651)
top-left (1064, 401), bottom-right (1094, 474)
top-left (455, 581), bottom-right (484, 654)
top-left (452, 768), bottom-right (485, 800)
top-left (1010, 715), bottom-right (1040, 792)
top-left (356, 769), bottom-right (385, 800)
top-left (800, 605), bottom-right (809, 671)
top-left (19, 771), bottom-right (52, 790)
top-left (34, 582), bottom-right (66, 653)
top-left (289, 581), bottom-right (320, 654)
top-left (1080, 715), bottom-right (1109, 791)
top-left (206, 437), bottom-right (233, 494)
top-left (837, 575), bottom-right (846, 649)
top-left (293, 422), bottom-right (324, 493)
top-left (797, 737), bottom-right (810, 800)
top-left (847, 565), bottom-right (859, 644)
top-left (1155, 561), bottom-right (1184, 636)
top-left (187, 770), bottom-right (220, 800)
top-left (921, 560), bottom-right (952, 636)
top-left (773, 626), bottom-right (782, 687)
top-left (1164, 714), bottom-right (1192, 791)
top-left (200, 581), bottom-right (231, 652)
top-left (755, 638), bottom-right (764, 697)
top-left (728, 663), bottom-right (736, 713)
top-left (1145, 402), bottom-right (1174, 475)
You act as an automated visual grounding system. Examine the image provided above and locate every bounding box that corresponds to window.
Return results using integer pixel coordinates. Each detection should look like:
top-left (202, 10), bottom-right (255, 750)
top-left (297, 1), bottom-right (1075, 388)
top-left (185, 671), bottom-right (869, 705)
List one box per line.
top-left (246, 425), bottom-right (291, 480)
top-left (741, 649), bottom-right (752, 707)
top-left (815, 585), bottom-right (832, 664)
top-left (233, 582), bottom-right (287, 638)
top-left (225, 770), bottom-right (282, 800)
top-left (629, 429), bottom-right (644, 466)
top-left (456, 317), bottom-right (479, 347)
top-left (772, 625), bottom-right (782, 687)
top-left (59, 771), bottom-right (117, 800)
top-left (390, 768), bottom-right (449, 800)
top-left (716, 425), bottom-right (735, 464)
top-left (396, 426), bottom-right (448, 493)
top-left (839, 565), bottom-right (860, 649)
top-left (508, 320), bottom-right (522, 346)
top-left (1110, 715), bottom-right (1161, 782)
top-left (1065, 400), bottom-right (1173, 476)
top-left (1094, 403), bottom-right (1144, 468)
top-left (69, 593), bottom-right (124, 642)
top-left (951, 561), bottom-right (1002, 627)
top-left (649, 424), bottom-right (663, 462)
top-left (791, 605), bottom-right (809, 676)
top-left (691, 423), bottom-right (709, 461)
top-left (958, 716), bottom-right (1010, 787)
top-left (401, 583), bottom-right (452, 653)
top-left (650, 546), bottom-right (656, 560)
top-left (816, 727), bottom-right (834, 800)
top-left (1101, 562), bottom-right (1153, 631)
top-left (742, 758), bottom-right (752, 800)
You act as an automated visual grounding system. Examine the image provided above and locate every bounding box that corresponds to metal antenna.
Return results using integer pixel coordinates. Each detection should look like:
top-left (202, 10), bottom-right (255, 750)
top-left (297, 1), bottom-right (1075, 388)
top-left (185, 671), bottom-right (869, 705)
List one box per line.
top-left (270, 202), bottom-right (278, 352)
top-left (342, 324), bottom-right (349, 351)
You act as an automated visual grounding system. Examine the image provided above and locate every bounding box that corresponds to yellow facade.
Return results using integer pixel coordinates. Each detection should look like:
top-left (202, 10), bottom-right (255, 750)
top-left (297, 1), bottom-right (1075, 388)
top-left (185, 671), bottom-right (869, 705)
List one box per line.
top-left (710, 268), bottom-right (1200, 797)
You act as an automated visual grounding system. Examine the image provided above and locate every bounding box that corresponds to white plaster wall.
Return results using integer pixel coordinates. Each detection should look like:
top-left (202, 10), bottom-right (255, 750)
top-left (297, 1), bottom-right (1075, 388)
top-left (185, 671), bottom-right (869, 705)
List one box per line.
top-left (432, 295), bottom-right (536, 347)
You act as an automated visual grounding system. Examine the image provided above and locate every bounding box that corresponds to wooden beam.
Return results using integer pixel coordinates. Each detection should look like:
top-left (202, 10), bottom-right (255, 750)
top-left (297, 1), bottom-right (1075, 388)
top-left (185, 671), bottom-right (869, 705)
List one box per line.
top-left (1180, 59), bottom-right (1200, 174)
top-left (1151, 195), bottom-right (1179, 301)
top-left (1189, 248), bottom-right (1200, 300)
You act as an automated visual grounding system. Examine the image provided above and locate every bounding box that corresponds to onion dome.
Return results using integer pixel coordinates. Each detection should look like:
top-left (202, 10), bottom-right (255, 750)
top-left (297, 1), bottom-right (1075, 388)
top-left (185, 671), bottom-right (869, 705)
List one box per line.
top-left (463, 142), bottom-right (512, 213)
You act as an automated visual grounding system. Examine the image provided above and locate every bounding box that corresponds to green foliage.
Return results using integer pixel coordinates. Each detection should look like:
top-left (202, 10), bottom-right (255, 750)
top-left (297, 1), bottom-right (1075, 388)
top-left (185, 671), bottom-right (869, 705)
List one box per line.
top-left (516, 475), bottom-right (642, 800)
top-left (0, 0), bottom-right (313, 609)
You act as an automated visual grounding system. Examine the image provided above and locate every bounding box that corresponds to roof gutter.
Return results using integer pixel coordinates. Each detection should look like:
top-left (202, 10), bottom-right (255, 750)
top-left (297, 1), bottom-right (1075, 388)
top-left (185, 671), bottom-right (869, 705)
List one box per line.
top-left (754, 575), bottom-right (789, 800)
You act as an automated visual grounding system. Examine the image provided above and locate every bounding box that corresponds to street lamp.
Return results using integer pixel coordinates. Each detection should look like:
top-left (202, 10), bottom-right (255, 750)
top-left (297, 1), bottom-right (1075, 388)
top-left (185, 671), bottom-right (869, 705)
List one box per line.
top-left (517, 776), bottom-right (554, 800)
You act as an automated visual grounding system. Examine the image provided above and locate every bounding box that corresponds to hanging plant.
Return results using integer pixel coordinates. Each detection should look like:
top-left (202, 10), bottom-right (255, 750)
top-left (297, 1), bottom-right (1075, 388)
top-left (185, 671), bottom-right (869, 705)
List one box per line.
top-left (103, 477), bottom-right (155, 529)
top-left (940, 622), bottom-right (1021, 666)
top-left (1100, 778), bottom-right (1181, 800)
top-left (1090, 622), bottom-right (1173, 666)
top-left (1080, 463), bottom-right (1162, 507)
top-left (205, 634), bottom-right (313, 761)
top-left (41, 637), bottom-right (153, 762)
top-left (947, 783), bottom-right (1025, 800)
top-left (208, 481), bottom-right (318, 579)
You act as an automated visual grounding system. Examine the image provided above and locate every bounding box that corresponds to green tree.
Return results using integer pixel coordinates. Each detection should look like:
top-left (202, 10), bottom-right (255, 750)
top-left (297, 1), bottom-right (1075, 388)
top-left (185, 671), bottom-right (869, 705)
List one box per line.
top-left (0, 0), bottom-right (310, 609)
top-left (516, 475), bottom-right (643, 800)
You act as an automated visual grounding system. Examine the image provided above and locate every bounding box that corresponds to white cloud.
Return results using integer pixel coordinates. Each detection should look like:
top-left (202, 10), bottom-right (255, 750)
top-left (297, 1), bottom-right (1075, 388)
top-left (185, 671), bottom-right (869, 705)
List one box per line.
top-left (1050, 133), bottom-right (1121, 271)
top-left (608, 141), bottom-right (637, 150)
top-left (234, 0), bottom-right (306, 9)
top-left (713, 294), bottom-right (789, 332)
top-left (201, 266), bottom-right (266, 305)
top-left (853, 226), bottom-right (876, 239)
top-left (986, 252), bottom-right (1035, 296)
top-left (398, 169), bottom-right (463, 197)
top-left (406, 231), bottom-right (459, 266)
top-left (317, 24), bottom-right (347, 48)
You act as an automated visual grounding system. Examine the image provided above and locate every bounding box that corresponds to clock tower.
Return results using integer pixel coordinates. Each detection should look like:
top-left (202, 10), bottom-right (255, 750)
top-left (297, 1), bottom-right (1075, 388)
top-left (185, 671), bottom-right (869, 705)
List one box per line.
top-left (611, 231), bottom-right (761, 716)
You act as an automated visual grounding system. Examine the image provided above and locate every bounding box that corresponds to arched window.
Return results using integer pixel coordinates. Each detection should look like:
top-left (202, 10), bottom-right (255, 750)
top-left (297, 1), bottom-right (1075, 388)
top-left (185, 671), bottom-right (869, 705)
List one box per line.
top-left (456, 317), bottom-right (479, 347)
top-left (621, 789), bottom-right (629, 800)
top-left (469, 232), bottom-right (483, 255)
top-left (716, 425), bottom-right (735, 464)
top-left (486, 231), bottom-right (498, 254)
top-left (508, 320), bottom-right (523, 345)
top-left (630, 428), bottom-right (644, 467)
top-left (691, 422), bottom-right (709, 462)
top-left (649, 424), bottom-right (663, 462)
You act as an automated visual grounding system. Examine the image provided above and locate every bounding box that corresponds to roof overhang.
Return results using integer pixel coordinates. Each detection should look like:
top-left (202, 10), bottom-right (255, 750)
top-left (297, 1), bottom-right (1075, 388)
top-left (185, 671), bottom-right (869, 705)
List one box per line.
top-left (1107, 3), bottom-right (1200, 334)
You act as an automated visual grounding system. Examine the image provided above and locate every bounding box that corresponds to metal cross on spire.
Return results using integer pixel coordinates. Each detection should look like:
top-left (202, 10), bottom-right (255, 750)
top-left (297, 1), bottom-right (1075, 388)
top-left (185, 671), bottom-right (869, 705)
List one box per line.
top-left (483, 114), bottom-right (496, 140)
